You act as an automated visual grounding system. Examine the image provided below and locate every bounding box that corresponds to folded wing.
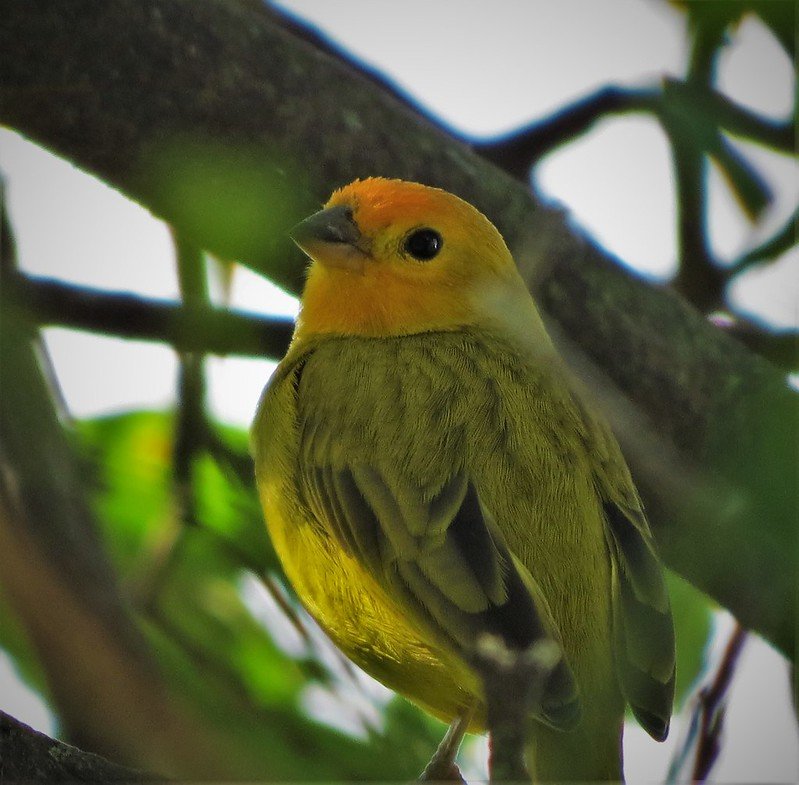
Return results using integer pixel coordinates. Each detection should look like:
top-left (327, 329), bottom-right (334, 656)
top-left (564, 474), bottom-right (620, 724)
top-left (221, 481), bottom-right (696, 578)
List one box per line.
top-left (302, 460), bottom-right (580, 730)
top-left (603, 498), bottom-right (676, 741)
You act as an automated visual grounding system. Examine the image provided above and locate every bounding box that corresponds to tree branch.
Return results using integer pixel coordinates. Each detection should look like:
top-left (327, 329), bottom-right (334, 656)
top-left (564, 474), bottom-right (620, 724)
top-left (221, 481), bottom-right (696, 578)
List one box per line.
top-left (724, 321), bottom-right (799, 372)
top-left (474, 86), bottom-right (659, 178)
top-left (666, 624), bottom-right (749, 783)
top-left (9, 273), bottom-right (294, 358)
top-left (173, 231), bottom-right (210, 528)
top-left (0, 711), bottom-right (160, 783)
top-left (0, 0), bottom-right (795, 657)
top-left (727, 205), bottom-right (799, 278)
top-left (472, 80), bottom-right (793, 182)
top-left (690, 625), bottom-right (749, 782)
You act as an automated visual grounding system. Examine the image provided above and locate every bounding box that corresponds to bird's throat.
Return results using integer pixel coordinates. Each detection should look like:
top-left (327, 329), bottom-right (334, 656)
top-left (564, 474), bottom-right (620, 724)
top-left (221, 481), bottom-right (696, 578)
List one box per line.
top-left (296, 264), bottom-right (474, 339)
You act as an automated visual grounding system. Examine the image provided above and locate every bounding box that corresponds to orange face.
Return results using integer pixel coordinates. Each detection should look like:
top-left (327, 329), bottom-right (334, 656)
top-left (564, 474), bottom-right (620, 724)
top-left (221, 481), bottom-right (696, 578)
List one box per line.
top-left (292, 178), bottom-right (517, 338)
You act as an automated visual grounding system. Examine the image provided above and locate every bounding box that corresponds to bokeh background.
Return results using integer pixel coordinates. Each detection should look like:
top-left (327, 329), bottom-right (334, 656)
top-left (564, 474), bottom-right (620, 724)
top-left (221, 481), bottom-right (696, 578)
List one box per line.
top-left (1, 1), bottom-right (796, 781)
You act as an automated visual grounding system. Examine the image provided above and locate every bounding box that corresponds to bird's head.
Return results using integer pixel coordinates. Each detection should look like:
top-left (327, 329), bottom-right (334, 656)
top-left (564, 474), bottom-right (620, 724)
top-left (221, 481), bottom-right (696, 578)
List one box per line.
top-left (291, 178), bottom-right (531, 339)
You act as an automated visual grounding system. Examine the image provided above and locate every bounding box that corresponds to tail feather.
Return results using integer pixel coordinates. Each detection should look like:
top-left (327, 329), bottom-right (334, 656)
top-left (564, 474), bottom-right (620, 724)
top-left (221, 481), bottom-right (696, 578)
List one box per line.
top-left (526, 716), bottom-right (624, 783)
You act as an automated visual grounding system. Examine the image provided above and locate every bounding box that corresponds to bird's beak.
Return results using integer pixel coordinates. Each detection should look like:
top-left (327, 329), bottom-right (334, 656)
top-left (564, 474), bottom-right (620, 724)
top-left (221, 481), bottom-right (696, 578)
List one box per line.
top-left (290, 204), bottom-right (370, 273)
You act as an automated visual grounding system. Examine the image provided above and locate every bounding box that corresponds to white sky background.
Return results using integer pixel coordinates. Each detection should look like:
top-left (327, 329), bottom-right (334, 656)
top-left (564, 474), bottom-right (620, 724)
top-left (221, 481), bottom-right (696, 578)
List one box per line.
top-left (0, 0), bottom-right (797, 781)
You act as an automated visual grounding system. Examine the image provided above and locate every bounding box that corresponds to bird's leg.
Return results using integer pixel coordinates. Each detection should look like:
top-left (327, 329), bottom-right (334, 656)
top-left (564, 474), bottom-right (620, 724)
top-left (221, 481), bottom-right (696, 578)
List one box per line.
top-left (472, 635), bottom-right (561, 783)
top-left (419, 705), bottom-right (474, 781)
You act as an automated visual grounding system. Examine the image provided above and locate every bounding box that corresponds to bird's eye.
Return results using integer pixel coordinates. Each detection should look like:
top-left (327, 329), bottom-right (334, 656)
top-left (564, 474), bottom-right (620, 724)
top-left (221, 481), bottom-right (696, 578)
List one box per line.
top-left (404, 228), bottom-right (442, 261)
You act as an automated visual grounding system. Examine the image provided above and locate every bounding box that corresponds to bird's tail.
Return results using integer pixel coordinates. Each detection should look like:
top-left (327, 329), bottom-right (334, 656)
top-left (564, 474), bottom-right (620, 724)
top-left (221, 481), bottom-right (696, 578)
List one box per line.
top-left (526, 715), bottom-right (624, 783)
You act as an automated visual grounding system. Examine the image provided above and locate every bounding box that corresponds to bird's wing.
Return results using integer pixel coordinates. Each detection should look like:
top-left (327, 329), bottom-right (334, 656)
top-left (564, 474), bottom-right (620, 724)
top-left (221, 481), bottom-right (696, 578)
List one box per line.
top-left (578, 398), bottom-right (676, 740)
top-left (300, 456), bottom-right (580, 730)
top-left (603, 497), bottom-right (675, 740)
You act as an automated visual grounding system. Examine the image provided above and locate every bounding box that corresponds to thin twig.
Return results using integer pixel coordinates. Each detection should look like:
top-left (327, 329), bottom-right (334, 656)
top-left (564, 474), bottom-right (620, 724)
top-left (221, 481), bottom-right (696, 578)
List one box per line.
top-left (260, 573), bottom-right (314, 650)
top-left (173, 231), bottom-right (209, 528)
top-left (691, 624), bottom-right (749, 781)
top-left (257, 572), bottom-right (366, 696)
top-left (726, 206), bottom-right (799, 279)
top-left (9, 273), bottom-right (294, 358)
top-left (668, 18), bottom-right (728, 314)
top-left (472, 81), bottom-right (793, 182)
top-left (666, 622), bottom-right (749, 783)
top-left (473, 86), bottom-right (659, 178)
top-left (665, 119), bottom-right (726, 313)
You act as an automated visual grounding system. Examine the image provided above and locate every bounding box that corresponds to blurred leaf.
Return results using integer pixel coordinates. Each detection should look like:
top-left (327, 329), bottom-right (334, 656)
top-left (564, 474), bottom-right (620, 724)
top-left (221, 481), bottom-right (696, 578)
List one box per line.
top-left (380, 696), bottom-right (449, 766)
top-left (78, 412), bottom-right (176, 576)
top-left (143, 595), bottom-right (440, 780)
top-left (666, 571), bottom-right (715, 709)
top-left (76, 412), bottom-right (290, 708)
top-left (709, 134), bottom-right (772, 221)
top-left (728, 205), bottom-right (799, 276)
top-left (72, 409), bottom-right (440, 778)
top-left (670, 0), bottom-right (796, 58)
top-left (154, 529), bottom-right (303, 700)
top-left (136, 138), bottom-right (309, 293)
top-left (194, 429), bottom-right (279, 575)
top-left (752, 1), bottom-right (797, 57)
top-left (661, 84), bottom-right (772, 221)
top-left (76, 412), bottom-right (278, 575)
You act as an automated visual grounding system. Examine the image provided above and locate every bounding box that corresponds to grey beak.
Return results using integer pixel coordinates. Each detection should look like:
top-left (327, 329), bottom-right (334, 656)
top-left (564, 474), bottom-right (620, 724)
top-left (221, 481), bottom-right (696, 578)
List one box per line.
top-left (291, 204), bottom-right (361, 248)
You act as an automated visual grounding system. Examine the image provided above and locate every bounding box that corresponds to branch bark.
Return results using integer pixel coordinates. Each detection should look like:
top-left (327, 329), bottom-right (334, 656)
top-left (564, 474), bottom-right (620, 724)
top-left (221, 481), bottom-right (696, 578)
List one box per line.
top-left (0, 711), bottom-right (159, 783)
top-left (10, 272), bottom-right (294, 357)
top-left (0, 0), bottom-right (795, 657)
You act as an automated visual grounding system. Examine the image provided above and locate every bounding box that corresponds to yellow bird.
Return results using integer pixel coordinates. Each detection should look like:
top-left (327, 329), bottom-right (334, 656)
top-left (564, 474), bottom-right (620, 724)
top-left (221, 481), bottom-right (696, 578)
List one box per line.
top-left (252, 178), bottom-right (674, 781)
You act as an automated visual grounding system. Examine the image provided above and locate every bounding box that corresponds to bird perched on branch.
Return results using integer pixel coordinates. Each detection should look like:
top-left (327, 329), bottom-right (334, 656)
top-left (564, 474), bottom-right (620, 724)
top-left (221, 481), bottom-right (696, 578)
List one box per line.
top-left (252, 178), bottom-right (674, 782)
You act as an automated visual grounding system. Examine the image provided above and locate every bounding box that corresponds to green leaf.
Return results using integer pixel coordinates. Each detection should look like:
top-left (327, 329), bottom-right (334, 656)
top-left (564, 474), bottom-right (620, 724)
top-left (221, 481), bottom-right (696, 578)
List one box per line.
top-left (193, 438), bottom-right (279, 576)
top-left (137, 139), bottom-right (310, 294)
top-left (729, 205), bottom-right (799, 276)
top-left (77, 411), bottom-right (176, 575)
top-left (666, 571), bottom-right (715, 709)
top-left (709, 134), bottom-right (772, 222)
top-left (671, 1), bottom-right (796, 59)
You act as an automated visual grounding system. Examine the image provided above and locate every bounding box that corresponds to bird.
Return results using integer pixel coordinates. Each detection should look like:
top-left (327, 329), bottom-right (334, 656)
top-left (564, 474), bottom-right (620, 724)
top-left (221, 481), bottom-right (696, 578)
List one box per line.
top-left (251, 177), bottom-right (675, 782)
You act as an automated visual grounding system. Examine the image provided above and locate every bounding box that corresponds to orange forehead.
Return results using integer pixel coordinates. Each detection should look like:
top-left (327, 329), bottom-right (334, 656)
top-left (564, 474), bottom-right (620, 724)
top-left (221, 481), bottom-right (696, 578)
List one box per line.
top-left (326, 178), bottom-right (477, 235)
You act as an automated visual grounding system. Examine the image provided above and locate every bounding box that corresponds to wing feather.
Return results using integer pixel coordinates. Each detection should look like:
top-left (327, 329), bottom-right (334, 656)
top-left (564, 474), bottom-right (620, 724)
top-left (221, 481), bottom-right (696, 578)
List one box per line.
top-left (568, 382), bottom-right (676, 742)
top-left (604, 500), bottom-right (676, 741)
top-left (302, 460), bottom-right (581, 730)
top-left (330, 468), bottom-right (385, 569)
top-left (313, 467), bottom-right (361, 558)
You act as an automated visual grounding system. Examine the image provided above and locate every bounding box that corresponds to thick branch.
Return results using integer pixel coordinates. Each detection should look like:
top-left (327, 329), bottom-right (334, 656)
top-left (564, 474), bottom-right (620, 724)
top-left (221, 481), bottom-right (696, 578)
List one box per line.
top-left (725, 322), bottom-right (799, 371)
top-left (0, 0), bottom-right (795, 656)
top-left (0, 711), bottom-right (159, 783)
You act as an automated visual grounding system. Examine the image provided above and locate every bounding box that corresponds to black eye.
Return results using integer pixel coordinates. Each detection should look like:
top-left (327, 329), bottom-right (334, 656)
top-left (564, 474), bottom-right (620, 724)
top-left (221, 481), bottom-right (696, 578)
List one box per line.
top-left (404, 228), bottom-right (442, 261)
